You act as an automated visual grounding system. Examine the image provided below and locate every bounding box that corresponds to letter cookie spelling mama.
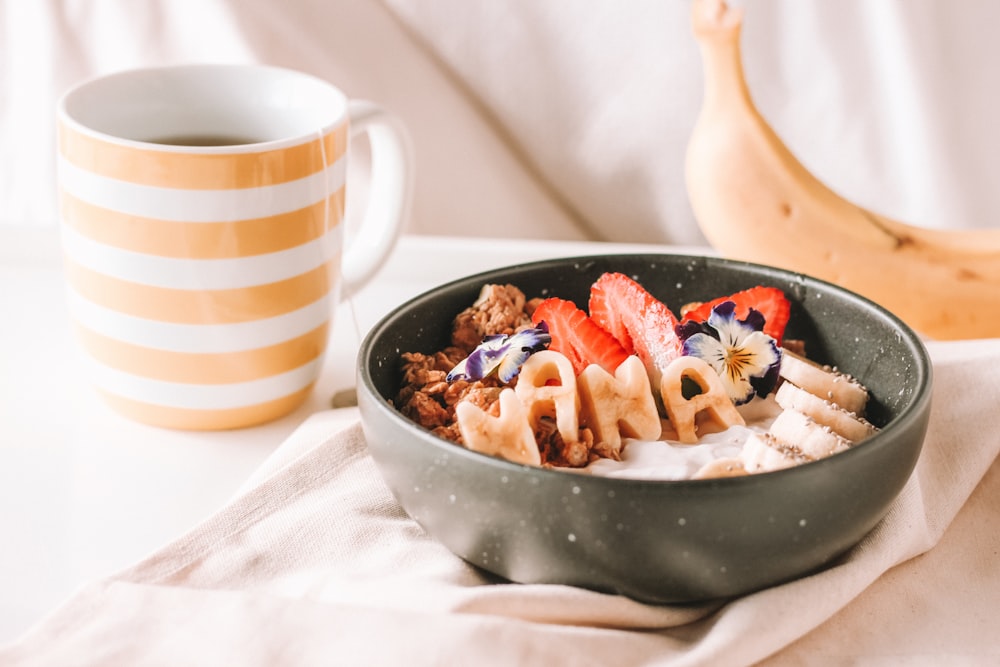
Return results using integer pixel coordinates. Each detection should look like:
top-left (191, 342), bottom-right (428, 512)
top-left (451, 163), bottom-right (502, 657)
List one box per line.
top-left (455, 389), bottom-right (541, 465)
top-left (660, 355), bottom-right (745, 444)
top-left (577, 355), bottom-right (661, 458)
top-left (514, 350), bottom-right (580, 447)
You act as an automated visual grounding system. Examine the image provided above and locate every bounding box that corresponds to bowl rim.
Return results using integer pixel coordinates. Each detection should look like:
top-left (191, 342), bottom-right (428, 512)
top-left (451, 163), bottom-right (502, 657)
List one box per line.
top-left (357, 252), bottom-right (933, 488)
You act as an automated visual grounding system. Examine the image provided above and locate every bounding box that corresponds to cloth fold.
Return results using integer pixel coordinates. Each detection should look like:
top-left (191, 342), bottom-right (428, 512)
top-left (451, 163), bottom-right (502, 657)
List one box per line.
top-left (3, 340), bottom-right (998, 666)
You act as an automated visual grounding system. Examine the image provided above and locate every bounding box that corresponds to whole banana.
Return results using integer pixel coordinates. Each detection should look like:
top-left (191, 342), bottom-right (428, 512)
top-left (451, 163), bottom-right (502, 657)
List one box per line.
top-left (685, 0), bottom-right (1000, 340)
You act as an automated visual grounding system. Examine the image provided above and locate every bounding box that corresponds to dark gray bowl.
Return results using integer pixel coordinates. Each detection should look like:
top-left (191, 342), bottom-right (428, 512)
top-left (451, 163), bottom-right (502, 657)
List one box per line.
top-left (357, 254), bottom-right (932, 603)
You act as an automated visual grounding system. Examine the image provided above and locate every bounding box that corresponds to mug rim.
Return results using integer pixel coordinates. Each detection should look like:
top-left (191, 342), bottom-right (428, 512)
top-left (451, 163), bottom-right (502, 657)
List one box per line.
top-left (57, 63), bottom-right (349, 154)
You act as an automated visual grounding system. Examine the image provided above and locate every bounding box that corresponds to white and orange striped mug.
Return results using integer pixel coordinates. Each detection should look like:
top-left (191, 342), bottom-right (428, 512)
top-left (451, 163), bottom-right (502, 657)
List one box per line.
top-left (56, 64), bottom-right (411, 429)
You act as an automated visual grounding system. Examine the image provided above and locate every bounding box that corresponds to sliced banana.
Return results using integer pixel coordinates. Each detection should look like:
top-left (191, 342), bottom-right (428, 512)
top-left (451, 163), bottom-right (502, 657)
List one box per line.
top-left (735, 346), bottom-right (879, 474)
top-left (774, 381), bottom-right (878, 443)
top-left (768, 408), bottom-right (852, 459)
top-left (741, 432), bottom-right (813, 473)
top-left (778, 350), bottom-right (869, 416)
top-left (692, 456), bottom-right (747, 479)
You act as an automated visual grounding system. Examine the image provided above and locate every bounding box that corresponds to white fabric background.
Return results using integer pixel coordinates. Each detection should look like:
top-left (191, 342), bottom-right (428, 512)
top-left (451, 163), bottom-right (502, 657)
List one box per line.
top-left (3, 0), bottom-right (1000, 243)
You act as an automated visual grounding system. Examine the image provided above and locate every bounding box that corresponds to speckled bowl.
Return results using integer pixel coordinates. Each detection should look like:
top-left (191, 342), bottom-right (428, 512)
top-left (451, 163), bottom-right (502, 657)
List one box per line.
top-left (357, 254), bottom-right (932, 603)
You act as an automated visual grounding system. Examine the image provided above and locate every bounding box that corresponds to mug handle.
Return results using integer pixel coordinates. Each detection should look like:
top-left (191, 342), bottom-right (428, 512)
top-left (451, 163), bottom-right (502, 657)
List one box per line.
top-left (340, 100), bottom-right (414, 297)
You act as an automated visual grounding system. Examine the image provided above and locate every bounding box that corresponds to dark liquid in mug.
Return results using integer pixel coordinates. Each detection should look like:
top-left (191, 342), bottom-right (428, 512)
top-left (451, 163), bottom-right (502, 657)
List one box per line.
top-left (143, 134), bottom-right (265, 146)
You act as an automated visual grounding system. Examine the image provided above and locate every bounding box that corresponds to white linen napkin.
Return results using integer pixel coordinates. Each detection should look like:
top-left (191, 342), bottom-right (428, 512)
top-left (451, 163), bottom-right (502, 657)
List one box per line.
top-left (2, 340), bottom-right (998, 666)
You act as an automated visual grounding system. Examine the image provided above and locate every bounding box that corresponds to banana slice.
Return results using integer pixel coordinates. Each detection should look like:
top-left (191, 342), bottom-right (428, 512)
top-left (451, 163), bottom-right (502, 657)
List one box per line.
top-left (778, 350), bottom-right (869, 416)
top-left (774, 381), bottom-right (878, 443)
top-left (692, 456), bottom-right (748, 479)
top-left (741, 432), bottom-right (813, 473)
top-left (768, 408), bottom-right (853, 459)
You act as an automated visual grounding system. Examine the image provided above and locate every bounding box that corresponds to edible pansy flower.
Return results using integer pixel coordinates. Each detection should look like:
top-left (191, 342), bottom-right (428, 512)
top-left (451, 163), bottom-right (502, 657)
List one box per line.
top-left (674, 301), bottom-right (781, 405)
top-left (447, 323), bottom-right (551, 383)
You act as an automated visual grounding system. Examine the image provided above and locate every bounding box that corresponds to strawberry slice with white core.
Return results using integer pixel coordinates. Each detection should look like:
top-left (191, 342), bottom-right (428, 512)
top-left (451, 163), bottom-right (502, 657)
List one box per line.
top-left (681, 285), bottom-right (791, 344)
top-left (530, 298), bottom-right (629, 375)
top-left (588, 272), bottom-right (684, 387)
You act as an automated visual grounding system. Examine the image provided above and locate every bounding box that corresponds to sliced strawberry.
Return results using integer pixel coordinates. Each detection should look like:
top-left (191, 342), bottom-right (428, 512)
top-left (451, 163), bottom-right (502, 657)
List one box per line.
top-left (531, 298), bottom-right (629, 375)
top-left (588, 272), bottom-right (684, 380)
top-left (681, 286), bottom-right (791, 343)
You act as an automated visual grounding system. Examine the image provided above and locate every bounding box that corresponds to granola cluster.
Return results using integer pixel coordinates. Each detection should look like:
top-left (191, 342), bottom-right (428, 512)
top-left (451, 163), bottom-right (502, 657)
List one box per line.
top-left (393, 284), bottom-right (596, 466)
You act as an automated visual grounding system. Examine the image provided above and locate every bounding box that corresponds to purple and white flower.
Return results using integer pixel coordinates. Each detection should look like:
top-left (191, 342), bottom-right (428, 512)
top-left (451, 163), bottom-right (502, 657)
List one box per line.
top-left (447, 323), bottom-right (551, 383)
top-left (675, 301), bottom-right (781, 405)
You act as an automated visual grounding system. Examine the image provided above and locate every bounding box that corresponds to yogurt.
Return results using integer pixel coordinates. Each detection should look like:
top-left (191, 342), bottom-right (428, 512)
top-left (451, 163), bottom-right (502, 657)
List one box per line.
top-left (582, 395), bottom-right (783, 480)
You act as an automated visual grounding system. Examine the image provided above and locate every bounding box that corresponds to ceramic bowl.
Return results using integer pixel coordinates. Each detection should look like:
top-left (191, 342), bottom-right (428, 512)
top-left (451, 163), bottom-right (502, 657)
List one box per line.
top-left (357, 254), bottom-right (932, 603)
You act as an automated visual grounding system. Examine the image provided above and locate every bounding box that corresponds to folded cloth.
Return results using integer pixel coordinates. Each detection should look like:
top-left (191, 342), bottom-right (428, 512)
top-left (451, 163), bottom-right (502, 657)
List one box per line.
top-left (2, 340), bottom-right (998, 666)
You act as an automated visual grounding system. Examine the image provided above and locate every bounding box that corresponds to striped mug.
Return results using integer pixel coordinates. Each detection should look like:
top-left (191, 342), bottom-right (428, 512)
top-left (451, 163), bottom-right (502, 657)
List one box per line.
top-left (57, 64), bottom-right (411, 430)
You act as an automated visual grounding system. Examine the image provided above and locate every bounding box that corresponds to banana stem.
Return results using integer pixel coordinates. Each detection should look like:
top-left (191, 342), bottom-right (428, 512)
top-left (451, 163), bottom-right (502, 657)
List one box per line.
top-left (691, 0), bottom-right (753, 113)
